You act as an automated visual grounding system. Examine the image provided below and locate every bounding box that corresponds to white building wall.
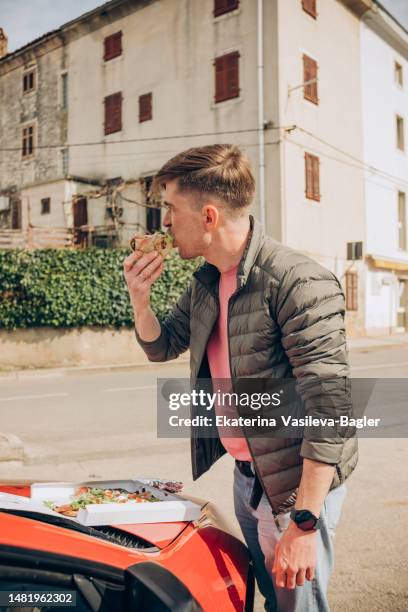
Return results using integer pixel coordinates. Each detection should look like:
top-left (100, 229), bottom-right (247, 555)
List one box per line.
top-left (21, 180), bottom-right (68, 228)
top-left (66, 0), bottom-right (261, 231)
top-left (275, 0), bottom-right (367, 336)
top-left (360, 21), bottom-right (408, 333)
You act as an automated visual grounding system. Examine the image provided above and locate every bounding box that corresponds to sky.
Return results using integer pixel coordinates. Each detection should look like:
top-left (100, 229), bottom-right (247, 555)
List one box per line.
top-left (1, 0), bottom-right (408, 53)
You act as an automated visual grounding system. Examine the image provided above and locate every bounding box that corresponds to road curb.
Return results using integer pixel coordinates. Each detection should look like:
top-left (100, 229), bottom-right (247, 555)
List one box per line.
top-left (0, 356), bottom-right (190, 381)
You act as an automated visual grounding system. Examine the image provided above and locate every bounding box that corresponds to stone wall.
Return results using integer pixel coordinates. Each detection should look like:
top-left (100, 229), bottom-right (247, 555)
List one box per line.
top-left (0, 327), bottom-right (188, 370)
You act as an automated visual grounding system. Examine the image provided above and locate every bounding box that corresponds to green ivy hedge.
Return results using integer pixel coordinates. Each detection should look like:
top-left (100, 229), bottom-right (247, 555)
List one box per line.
top-left (0, 249), bottom-right (200, 330)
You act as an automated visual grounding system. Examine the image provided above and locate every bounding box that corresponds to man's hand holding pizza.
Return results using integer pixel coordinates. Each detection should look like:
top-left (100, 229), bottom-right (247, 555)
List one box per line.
top-left (123, 232), bottom-right (172, 341)
top-left (124, 249), bottom-right (164, 312)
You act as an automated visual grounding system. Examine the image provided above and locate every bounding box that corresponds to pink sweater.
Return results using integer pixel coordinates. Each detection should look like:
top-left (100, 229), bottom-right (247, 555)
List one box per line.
top-left (206, 265), bottom-right (251, 461)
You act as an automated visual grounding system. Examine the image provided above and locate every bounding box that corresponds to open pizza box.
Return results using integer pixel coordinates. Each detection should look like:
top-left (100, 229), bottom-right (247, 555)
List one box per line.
top-left (0, 479), bottom-right (201, 526)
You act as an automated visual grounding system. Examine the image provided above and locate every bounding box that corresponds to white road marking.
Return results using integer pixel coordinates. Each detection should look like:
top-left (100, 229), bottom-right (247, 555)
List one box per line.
top-left (0, 392), bottom-right (69, 402)
top-left (102, 385), bottom-right (156, 393)
top-left (352, 361), bottom-right (408, 371)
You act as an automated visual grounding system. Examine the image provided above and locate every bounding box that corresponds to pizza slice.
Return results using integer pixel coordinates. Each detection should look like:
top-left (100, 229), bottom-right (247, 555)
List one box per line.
top-left (129, 231), bottom-right (174, 257)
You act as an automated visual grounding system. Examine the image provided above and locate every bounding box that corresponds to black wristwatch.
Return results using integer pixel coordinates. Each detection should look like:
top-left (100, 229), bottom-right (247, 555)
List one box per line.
top-left (290, 509), bottom-right (321, 531)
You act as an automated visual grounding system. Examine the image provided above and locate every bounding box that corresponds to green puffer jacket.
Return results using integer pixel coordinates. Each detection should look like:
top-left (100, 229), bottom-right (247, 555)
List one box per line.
top-left (136, 216), bottom-right (358, 514)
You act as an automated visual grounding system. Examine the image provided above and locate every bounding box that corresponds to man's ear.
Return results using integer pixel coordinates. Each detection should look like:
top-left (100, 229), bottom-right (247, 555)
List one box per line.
top-left (202, 204), bottom-right (219, 229)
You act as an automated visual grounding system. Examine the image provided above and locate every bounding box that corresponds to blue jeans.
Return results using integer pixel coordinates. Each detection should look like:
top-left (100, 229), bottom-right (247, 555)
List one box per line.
top-left (233, 465), bottom-right (347, 612)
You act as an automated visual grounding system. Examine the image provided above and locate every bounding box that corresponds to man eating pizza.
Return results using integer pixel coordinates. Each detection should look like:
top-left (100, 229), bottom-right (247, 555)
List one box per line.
top-left (123, 144), bottom-right (357, 612)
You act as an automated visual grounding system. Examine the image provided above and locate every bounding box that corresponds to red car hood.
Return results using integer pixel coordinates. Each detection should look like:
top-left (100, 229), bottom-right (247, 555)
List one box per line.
top-left (0, 483), bottom-right (192, 549)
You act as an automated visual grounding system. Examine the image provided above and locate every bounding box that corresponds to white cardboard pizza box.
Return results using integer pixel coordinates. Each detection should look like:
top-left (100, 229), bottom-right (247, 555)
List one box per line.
top-left (76, 500), bottom-right (200, 526)
top-left (28, 479), bottom-right (201, 526)
top-left (30, 480), bottom-right (139, 501)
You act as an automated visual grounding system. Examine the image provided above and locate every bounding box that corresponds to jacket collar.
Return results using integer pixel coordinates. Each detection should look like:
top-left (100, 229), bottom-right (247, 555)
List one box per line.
top-left (193, 215), bottom-right (264, 291)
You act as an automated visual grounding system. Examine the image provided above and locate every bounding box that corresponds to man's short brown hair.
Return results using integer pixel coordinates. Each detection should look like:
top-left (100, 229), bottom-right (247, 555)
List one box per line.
top-left (153, 144), bottom-right (255, 211)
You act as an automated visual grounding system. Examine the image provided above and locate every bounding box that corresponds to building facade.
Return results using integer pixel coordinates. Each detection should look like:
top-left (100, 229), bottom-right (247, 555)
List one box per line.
top-left (360, 6), bottom-right (408, 334)
top-left (269, 0), bottom-right (369, 336)
top-left (1, 0), bottom-right (407, 334)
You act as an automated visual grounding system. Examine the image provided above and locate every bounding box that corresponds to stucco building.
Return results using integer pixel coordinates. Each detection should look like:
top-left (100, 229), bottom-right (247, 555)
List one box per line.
top-left (360, 5), bottom-right (408, 333)
top-left (0, 0), bottom-right (407, 334)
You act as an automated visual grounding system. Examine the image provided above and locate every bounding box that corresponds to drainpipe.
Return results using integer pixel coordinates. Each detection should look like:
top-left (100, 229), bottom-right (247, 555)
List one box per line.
top-left (257, 0), bottom-right (266, 228)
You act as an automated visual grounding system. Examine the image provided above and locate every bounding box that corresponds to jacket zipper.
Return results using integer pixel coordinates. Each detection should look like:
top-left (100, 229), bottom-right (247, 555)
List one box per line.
top-left (191, 287), bottom-right (220, 479)
top-left (226, 290), bottom-right (282, 530)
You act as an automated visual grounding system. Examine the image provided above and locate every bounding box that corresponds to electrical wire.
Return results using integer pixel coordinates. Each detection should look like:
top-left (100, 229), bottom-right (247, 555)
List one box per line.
top-left (0, 126), bottom-right (288, 152)
top-left (294, 126), bottom-right (408, 189)
top-left (285, 133), bottom-right (408, 191)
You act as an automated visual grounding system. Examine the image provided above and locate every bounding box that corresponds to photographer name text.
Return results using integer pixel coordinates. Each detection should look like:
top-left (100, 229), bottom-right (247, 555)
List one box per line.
top-left (168, 415), bottom-right (381, 429)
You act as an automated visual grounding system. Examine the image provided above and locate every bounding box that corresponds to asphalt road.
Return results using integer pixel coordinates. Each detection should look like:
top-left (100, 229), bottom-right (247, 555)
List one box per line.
top-left (0, 344), bottom-right (408, 611)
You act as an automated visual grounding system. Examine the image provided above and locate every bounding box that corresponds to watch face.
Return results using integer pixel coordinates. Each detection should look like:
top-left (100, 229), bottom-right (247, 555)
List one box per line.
top-left (294, 510), bottom-right (317, 531)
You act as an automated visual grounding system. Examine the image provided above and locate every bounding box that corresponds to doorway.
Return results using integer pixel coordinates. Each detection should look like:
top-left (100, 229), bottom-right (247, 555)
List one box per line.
top-left (143, 176), bottom-right (161, 233)
top-left (396, 278), bottom-right (408, 331)
top-left (10, 199), bottom-right (22, 229)
top-left (73, 197), bottom-right (88, 246)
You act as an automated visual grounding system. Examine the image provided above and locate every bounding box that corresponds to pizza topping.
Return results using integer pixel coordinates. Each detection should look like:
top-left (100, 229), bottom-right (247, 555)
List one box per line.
top-left (44, 487), bottom-right (160, 517)
top-left (129, 231), bottom-right (174, 257)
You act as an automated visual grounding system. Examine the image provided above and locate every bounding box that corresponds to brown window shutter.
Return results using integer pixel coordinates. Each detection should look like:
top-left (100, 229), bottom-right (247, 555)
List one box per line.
top-left (303, 55), bottom-right (310, 84)
top-left (22, 129), bottom-right (27, 157)
top-left (312, 156), bottom-right (320, 201)
top-left (22, 125), bottom-right (34, 158)
top-left (28, 126), bottom-right (33, 155)
top-left (345, 272), bottom-right (358, 311)
top-left (214, 0), bottom-right (224, 15)
top-left (226, 0), bottom-right (239, 10)
top-left (139, 92), bottom-right (152, 122)
top-left (215, 56), bottom-right (226, 102)
top-left (112, 92), bottom-right (122, 131)
top-left (104, 92), bottom-right (122, 135)
top-left (104, 31), bottom-right (122, 61)
top-left (214, 0), bottom-right (239, 17)
top-left (305, 153), bottom-right (320, 201)
top-left (305, 153), bottom-right (312, 199)
top-left (23, 70), bottom-right (35, 93)
top-left (311, 61), bottom-right (318, 102)
top-left (226, 51), bottom-right (239, 98)
top-left (104, 37), bottom-right (110, 60)
top-left (302, 0), bottom-right (317, 19)
top-left (303, 55), bottom-right (318, 104)
top-left (11, 200), bottom-right (22, 230)
top-left (215, 52), bottom-right (239, 103)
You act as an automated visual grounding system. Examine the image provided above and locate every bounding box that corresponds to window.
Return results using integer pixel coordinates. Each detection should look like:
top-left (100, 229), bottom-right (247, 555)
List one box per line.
top-left (61, 73), bottom-right (68, 110)
top-left (302, 0), bottom-right (317, 19)
top-left (345, 271), bottom-right (358, 311)
top-left (304, 153), bottom-right (320, 201)
top-left (61, 148), bottom-right (69, 176)
top-left (214, 0), bottom-right (239, 17)
top-left (303, 54), bottom-right (318, 104)
top-left (139, 92), bottom-right (152, 123)
top-left (11, 199), bottom-right (22, 229)
top-left (22, 125), bottom-right (34, 158)
top-left (104, 31), bottom-right (122, 61)
top-left (23, 69), bottom-right (35, 93)
top-left (144, 177), bottom-right (161, 233)
top-left (214, 51), bottom-right (240, 103)
top-left (398, 191), bottom-right (407, 250)
top-left (41, 197), bottom-right (51, 215)
top-left (396, 115), bottom-right (405, 151)
top-left (104, 92), bottom-right (122, 135)
top-left (395, 61), bottom-right (403, 87)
